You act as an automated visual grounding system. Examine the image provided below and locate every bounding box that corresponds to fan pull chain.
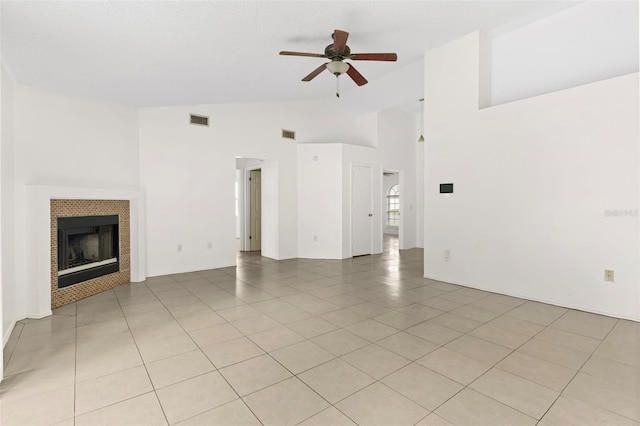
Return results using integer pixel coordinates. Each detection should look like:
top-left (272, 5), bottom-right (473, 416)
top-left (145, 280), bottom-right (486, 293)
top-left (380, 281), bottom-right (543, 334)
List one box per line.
top-left (336, 75), bottom-right (340, 98)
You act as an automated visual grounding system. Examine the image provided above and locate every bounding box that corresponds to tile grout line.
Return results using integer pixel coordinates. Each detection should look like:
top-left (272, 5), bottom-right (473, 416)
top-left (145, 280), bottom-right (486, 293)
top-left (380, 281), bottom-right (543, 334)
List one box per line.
top-left (434, 309), bottom-right (623, 425)
top-left (398, 302), bottom-right (567, 425)
top-left (152, 274), bottom-right (267, 426)
top-left (73, 306), bottom-right (78, 426)
top-left (113, 284), bottom-right (172, 426)
top-left (535, 316), bottom-right (640, 424)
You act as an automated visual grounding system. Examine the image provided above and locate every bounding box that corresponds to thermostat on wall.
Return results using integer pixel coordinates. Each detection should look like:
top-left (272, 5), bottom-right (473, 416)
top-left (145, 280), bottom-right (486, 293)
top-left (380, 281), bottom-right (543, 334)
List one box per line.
top-left (440, 183), bottom-right (453, 193)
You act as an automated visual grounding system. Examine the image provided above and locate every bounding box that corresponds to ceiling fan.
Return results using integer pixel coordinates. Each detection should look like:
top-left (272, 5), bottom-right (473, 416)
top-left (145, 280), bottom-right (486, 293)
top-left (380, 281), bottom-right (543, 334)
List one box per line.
top-left (279, 30), bottom-right (397, 97)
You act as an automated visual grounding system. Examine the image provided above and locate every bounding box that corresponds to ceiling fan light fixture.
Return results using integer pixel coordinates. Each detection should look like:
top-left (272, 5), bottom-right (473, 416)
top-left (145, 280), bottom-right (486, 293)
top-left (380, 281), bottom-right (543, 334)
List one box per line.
top-left (326, 60), bottom-right (349, 75)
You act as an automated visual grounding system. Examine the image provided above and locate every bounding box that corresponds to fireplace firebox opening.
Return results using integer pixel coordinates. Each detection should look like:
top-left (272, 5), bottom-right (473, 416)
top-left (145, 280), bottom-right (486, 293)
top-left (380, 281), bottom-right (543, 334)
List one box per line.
top-left (57, 215), bottom-right (119, 288)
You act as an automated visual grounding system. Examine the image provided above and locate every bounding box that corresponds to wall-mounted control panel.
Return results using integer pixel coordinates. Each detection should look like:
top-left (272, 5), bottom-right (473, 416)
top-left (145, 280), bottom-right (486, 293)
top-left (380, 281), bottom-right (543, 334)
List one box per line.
top-left (440, 183), bottom-right (453, 193)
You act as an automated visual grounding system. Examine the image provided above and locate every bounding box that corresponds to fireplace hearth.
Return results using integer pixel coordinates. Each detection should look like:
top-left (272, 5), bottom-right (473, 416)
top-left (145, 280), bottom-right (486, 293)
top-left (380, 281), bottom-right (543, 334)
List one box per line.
top-left (57, 215), bottom-right (119, 288)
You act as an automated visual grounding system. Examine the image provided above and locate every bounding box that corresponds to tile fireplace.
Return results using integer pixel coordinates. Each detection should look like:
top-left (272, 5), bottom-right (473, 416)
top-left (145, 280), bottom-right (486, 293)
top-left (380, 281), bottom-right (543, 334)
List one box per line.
top-left (50, 199), bottom-right (131, 309)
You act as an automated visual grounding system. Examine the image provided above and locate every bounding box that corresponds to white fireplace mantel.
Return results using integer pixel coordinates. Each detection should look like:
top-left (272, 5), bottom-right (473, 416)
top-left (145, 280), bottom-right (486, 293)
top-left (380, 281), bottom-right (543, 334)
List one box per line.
top-left (26, 185), bottom-right (146, 318)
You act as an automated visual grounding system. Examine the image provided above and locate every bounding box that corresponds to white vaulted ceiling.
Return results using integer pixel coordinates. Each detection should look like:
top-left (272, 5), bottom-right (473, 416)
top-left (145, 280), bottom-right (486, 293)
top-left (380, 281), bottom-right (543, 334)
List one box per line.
top-left (1, 1), bottom-right (579, 112)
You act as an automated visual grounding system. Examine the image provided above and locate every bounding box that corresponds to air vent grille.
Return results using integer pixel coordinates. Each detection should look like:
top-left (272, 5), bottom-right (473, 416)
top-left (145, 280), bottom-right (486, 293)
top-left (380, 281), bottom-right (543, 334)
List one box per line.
top-left (190, 114), bottom-right (209, 126)
top-left (282, 129), bottom-right (296, 140)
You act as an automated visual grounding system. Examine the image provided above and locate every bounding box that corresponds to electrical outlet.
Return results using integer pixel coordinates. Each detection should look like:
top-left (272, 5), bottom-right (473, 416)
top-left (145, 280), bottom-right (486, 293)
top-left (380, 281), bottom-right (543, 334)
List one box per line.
top-left (313, 235), bottom-right (318, 242)
top-left (604, 269), bottom-right (614, 282)
top-left (177, 244), bottom-right (182, 252)
top-left (207, 242), bottom-right (212, 249)
top-left (444, 249), bottom-right (451, 261)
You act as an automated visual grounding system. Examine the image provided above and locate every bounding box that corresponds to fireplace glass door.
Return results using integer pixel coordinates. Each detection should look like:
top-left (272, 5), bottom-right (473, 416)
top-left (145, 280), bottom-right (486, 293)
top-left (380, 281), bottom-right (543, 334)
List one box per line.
top-left (57, 215), bottom-right (119, 288)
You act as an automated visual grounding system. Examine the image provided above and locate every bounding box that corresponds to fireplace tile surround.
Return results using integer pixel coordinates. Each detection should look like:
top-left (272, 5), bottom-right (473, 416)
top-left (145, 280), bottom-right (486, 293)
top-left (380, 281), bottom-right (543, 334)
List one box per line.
top-left (50, 199), bottom-right (130, 309)
top-left (25, 185), bottom-right (145, 318)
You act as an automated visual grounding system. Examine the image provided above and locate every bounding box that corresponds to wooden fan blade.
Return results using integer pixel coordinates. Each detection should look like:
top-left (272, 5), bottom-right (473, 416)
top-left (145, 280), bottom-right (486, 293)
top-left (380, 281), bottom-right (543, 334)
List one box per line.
top-left (349, 53), bottom-right (398, 61)
top-left (280, 51), bottom-right (327, 58)
top-left (302, 63), bottom-right (328, 81)
top-left (346, 64), bottom-right (368, 86)
top-left (332, 30), bottom-right (349, 53)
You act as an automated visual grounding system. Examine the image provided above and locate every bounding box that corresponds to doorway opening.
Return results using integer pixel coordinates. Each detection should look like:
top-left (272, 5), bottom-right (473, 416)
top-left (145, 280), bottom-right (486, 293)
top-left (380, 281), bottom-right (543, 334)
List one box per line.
top-left (235, 157), bottom-right (263, 252)
top-left (383, 170), bottom-right (400, 255)
top-left (249, 169), bottom-right (262, 251)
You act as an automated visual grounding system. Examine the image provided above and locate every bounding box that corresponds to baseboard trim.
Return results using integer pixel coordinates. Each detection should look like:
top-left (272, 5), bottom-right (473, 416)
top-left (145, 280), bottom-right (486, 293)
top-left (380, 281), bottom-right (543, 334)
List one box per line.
top-left (423, 274), bottom-right (640, 323)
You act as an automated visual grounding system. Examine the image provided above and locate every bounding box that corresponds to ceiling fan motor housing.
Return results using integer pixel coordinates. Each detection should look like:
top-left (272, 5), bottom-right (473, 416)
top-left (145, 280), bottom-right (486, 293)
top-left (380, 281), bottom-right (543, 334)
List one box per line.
top-left (324, 44), bottom-right (351, 60)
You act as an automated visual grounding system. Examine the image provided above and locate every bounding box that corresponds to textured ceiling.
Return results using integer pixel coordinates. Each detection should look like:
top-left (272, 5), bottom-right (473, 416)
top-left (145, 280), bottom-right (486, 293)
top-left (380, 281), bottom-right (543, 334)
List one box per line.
top-left (1, 1), bottom-right (578, 112)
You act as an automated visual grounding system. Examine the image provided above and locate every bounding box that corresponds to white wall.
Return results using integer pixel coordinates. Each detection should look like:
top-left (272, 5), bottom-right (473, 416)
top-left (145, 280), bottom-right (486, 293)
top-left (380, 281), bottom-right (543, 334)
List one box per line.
top-left (261, 160), bottom-right (282, 259)
top-left (424, 32), bottom-right (640, 321)
top-left (297, 144), bottom-right (344, 259)
top-left (492, 1), bottom-right (639, 106)
top-left (139, 107), bottom-right (237, 275)
top-left (377, 109), bottom-right (419, 249)
top-left (338, 59), bottom-right (425, 116)
top-left (236, 158), bottom-right (264, 169)
top-left (355, 112), bottom-right (379, 148)
top-left (340, 110), bottom-right (421, 253)
top-left (1, 64), bottom-right (16, 379)
top-left (4, 84), bottom-right (140, 338)
top-left (14, 86), bottom-right (140, 189)
top-left (297, 108), bottom-right (420, 260)
top-left (139, 100), bottom-right (359, 276)
top-left (2, 65), bottom-right (15, 347)
top-left (349, 109), bottom-right (421, 249)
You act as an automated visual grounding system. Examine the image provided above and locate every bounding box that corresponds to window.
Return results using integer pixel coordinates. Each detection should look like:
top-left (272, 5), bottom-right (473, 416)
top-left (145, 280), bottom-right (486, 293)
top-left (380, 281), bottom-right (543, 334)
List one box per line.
top-left (387, 184), bottom-right (399, 227)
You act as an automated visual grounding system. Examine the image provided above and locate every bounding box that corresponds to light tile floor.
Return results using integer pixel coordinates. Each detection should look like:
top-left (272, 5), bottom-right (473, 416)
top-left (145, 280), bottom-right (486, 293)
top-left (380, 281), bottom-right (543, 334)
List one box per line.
top-left (2, 237), bottom-right (639, 425)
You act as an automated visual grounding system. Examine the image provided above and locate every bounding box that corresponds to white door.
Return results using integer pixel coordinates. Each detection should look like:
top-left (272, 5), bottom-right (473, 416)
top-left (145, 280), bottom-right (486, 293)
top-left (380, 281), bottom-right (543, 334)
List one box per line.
top-left (352, 165), bottom-right (373, 256)
top-left (249, 169), bottom-right (262, 251)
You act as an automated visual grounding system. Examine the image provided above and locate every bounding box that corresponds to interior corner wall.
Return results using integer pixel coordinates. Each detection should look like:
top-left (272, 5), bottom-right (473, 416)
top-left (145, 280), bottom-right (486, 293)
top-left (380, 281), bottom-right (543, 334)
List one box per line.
top-left (355, 112), bottom-right (379, 147)
top-left (424, 32), bottom-right (640, 321)
top-left (8, 85), bottom-right (140, 328)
